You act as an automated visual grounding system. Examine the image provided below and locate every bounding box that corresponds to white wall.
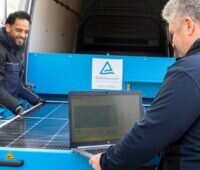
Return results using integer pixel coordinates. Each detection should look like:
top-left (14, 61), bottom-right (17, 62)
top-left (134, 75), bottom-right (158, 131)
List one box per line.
top-left (7, 0), bottom-right (21, 13)
top-left (29, 0), bottom-right (81, 53)
top-left (0, 0), bottom-right (22, 27)
top-left (0, 0), bottom-right (6, 27)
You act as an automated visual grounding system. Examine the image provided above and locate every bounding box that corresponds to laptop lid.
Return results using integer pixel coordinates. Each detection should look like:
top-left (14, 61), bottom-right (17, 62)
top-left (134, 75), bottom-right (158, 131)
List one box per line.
top-left (69, 91), bottom-right (143, 148)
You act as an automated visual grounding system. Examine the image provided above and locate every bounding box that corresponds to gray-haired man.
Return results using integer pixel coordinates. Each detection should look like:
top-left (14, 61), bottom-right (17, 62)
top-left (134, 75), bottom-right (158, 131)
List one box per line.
top-left (89, 0), bottom-right (200, 169)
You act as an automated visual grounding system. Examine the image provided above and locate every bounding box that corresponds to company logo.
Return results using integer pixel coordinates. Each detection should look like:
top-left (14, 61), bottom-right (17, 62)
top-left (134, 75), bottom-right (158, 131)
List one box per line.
top-left (100, 61), bottom-right (114, 75)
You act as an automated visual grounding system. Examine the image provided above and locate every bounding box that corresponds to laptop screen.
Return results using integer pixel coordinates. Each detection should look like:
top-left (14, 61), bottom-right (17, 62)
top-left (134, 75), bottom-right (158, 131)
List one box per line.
top-left (69, 91), bottom-right (142, 147)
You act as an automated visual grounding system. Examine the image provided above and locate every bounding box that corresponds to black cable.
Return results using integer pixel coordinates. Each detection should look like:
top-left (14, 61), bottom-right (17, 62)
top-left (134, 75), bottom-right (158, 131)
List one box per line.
top-left (53, 0), bottom-right (79, 17)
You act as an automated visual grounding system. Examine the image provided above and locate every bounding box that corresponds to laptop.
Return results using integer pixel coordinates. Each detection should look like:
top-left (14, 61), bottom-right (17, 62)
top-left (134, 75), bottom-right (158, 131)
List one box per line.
top-left (68, 91), bottom-right (143, 158)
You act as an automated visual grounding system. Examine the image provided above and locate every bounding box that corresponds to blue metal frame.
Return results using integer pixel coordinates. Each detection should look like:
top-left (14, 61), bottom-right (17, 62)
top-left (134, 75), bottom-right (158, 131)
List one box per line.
top-left (0, 148), bottom-right (92, 170)
top-left (27, 53), bottom-right (175, 99)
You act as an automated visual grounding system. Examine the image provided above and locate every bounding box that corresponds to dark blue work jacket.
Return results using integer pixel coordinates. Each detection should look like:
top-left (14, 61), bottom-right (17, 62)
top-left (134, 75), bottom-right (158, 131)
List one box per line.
top-left (0, 28), bottom-right (39, 112)
top-left (100, 39), bottom-right (200, 170)
top-left (5, 56), bottom-right (24, 95)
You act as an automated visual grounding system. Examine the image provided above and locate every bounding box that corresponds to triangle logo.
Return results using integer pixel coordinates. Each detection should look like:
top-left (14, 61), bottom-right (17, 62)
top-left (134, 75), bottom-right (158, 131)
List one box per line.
top-left (100, 61), bottom-right (114, 75)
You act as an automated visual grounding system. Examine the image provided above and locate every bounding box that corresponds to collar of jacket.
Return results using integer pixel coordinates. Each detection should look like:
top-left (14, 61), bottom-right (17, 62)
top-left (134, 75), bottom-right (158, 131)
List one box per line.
top-left (0, 27), bottom-right (25, 52)
top-left (186, 38), bottom-right (200, 56)
top-left (175, 38), bottom-right (200, 61)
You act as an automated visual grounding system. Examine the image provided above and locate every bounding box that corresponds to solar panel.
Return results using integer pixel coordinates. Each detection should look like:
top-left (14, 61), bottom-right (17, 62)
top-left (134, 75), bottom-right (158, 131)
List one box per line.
top-left (0, 103), bottom-right (69, 150)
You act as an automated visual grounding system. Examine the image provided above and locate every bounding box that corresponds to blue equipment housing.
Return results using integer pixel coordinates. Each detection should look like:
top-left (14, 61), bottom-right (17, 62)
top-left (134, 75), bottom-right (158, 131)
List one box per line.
top-left (27, 53), bottom-right (175, 99)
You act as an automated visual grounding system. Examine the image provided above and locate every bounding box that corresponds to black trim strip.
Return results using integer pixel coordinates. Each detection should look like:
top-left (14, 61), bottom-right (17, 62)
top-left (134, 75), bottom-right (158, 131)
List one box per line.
top-left (0, 160), bottom-right (24, 167)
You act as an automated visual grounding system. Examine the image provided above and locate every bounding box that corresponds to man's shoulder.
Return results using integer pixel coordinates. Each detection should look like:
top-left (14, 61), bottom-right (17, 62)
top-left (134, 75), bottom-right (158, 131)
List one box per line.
top-left (183, 52), bottom-right (200, 69)
top-left (173, 53), bottom-right (200, 69)
top-left (168, 53), bottom-right (200, 86)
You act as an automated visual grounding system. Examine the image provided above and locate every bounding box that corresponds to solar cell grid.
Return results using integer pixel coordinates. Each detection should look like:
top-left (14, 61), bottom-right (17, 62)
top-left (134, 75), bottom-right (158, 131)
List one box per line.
top-left (0, 103), bottom-right (69, 150)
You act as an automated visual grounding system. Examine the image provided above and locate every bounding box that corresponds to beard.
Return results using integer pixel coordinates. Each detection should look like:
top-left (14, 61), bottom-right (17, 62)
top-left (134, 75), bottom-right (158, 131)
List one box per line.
top-left (8, 32), bottom-right (26, 47)
top-left (14, 36), bottom-right (26, 46)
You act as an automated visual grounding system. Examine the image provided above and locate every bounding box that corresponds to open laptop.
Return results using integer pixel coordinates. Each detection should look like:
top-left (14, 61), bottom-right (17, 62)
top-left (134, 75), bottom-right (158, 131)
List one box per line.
top-left (68, 91), bottom-right (143, 158)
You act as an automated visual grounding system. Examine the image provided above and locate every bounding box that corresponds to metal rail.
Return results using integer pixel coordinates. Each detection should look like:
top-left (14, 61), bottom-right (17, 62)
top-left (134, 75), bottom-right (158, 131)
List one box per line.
top-left (0, 103), bottom-right (43, 129)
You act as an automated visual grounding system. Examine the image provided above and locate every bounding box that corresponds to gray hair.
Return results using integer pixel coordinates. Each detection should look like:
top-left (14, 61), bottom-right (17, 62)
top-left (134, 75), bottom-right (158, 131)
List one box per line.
top-left (162, 0), bottom-right (200, 27)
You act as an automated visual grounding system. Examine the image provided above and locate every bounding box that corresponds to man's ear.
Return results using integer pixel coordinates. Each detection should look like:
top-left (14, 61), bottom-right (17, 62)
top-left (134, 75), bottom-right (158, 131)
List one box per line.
top-left (183, 16), bottom-right (195, 36)
top-left (5, 24), bottom-right (11, 33)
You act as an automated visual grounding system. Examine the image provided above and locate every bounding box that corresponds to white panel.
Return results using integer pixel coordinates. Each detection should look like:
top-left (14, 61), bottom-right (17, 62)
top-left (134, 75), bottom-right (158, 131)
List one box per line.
top-left (7, 0), bottom-right (21, 14)
top-left (0, 0), bottom-right (6, 27)
top-left (29, 0), bottom-right (81, 53)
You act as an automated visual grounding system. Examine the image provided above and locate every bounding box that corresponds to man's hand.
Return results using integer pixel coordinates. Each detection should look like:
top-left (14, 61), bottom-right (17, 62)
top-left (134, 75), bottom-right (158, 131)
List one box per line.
top-left (89, 153), bottom-right (102, 170)
top-left (14, 105), bottom-right (24, 116)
